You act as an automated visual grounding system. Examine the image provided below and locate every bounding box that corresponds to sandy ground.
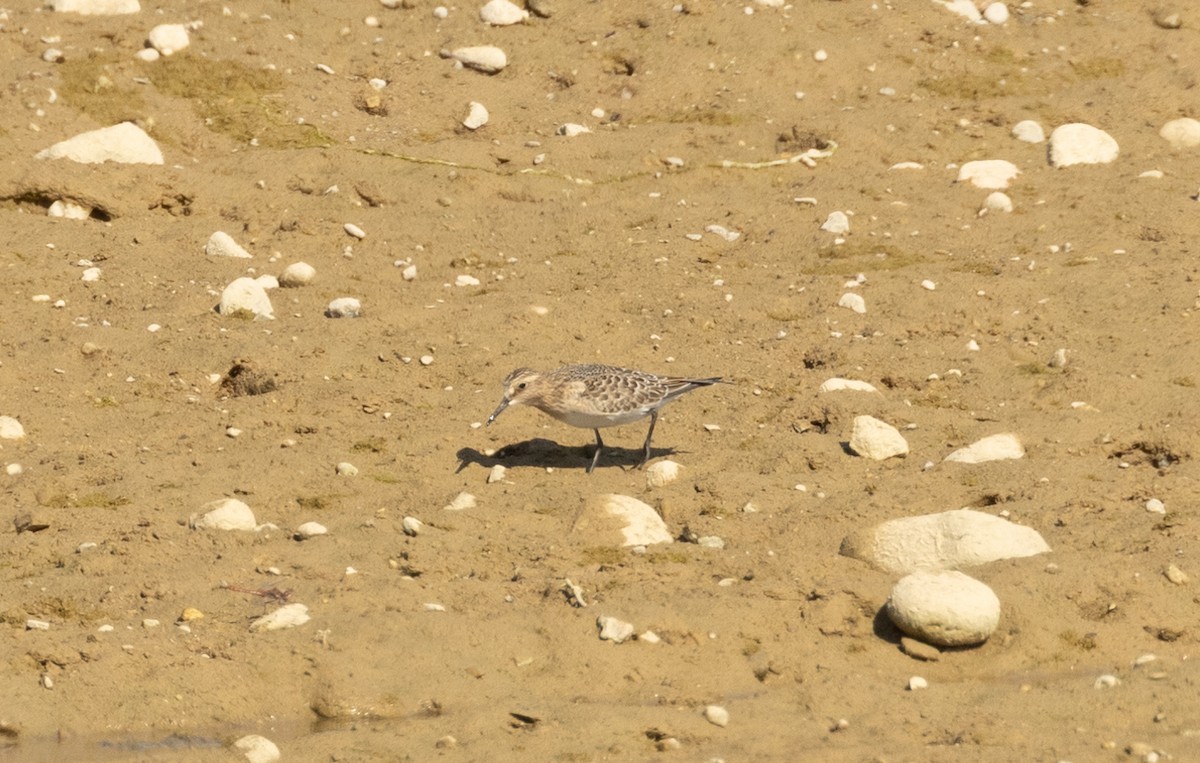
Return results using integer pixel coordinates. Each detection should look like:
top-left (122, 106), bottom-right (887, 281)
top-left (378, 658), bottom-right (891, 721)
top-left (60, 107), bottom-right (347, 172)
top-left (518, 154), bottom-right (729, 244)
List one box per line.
top-left (2, 0), bottom-right (1200, 760)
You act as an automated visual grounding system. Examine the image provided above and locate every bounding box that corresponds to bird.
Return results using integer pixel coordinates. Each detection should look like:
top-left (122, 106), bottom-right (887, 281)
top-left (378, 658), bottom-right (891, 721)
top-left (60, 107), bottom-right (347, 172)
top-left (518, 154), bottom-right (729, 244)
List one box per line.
top-left (486, 363), bottom-right (723, 473)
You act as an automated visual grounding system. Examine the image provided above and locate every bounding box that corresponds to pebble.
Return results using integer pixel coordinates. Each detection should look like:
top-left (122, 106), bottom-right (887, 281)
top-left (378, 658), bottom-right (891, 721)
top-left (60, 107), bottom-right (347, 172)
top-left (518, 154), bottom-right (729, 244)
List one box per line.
top-left (983, 2), bottom-right (1008, 24)
top-left (487, 464), bottom-right (508, 483)
top-left (840, 508), bottom-right (1050, 574)
top-left (219, 277), bottom-right (274, 320)
top-left (456, 274), bottom-right (481, 287)
top-left (886, 570), bottom-right (1001, 647)
top-left (848, 415), bottom-right (909, 461)
top-left (818, 378), bottom-right (878, 394)
top-left (147, 23), bottom-right (189, 56)
top-left (35, 122), bottom-right (163, 165)
top-left (0, 416), bottom-right (26, 440)
top-left (444, 492), bottom-right (477, 511)
top-left (1159, 118), bottom-right (1200, 149)
top-left (81, 267), bottom-right (102, 282)
top-left (233, 734), bottom-right (281, 763)
top-left (1153, 9), bottom-right (1182, 29)
top-left (419, 355), bottom-right (434, 366)
top-left (448, 45), bottom-right (508, 74)
top-left (344, 223), bottom-right (366, 239)
top-left (143, 618), bottom-right (160, 629)
top-left (900, 636), bottom-right (942, 662)
top-left (703, 705), bottom-right (730, 727)
top-left (179, 607), bottom-right (204, 622)
top-left (279, 262), bottom-right (315, 287)
top-left (52, 0), bottom-right (141, 13)
top-left (1093, 674), bottom-right (1120, 689)
top-left (480, 0), bottom-right (528, 25)
top-left (820, 211), bottom-right (850, 234)
top-left (1048, 123), bottom-right (1119, 167)
top-left (1165, 564), bottom-right (1189, 585)
top-left (402, 516), bottom-right (423, 536)
top-left (908, 676), bottom-right (929, 691)
top-left (573, 494), bottom-right (673, 547)
top-left (921, 279), bottom-right (937, 290)
top-left (1145, 498), bottom-right (1166, 514)
top-left (705, 224), bottom-right (740, 242)
top-left (838, 292), bottom-right (866, 314)
top-left (325, 297), bottom-right (362, 318)
top-left (943, 433), bottom-right (1024, 463)
top-left (597, 615), bottom-right (635, 644)
top-left (206, 231), bottom-right (253, 258)
top-left (644, 460), bottom-right (682, 488)
top-left (557, 123), bottom-right (591, 137)
top-left (937, 0), bottom-right (981, 22)
top-left (295, 521), bottom-right (328, 539)
top-left (336, 462), bottom-right (358, 476)
top-left (49, 200), bottom-right (91, 219)
top-left (1011, 119), bottom-right (1046, 143)
top-left (191, 498), bottom-right (258, 531)
top-left (250, 603), bottom-right (310, 632)
top-left (980, 191), bottom-right (1013, 215)
top-left (26, 619), bottom-right (51, 631)
top-left (8, 464), bottom-right (25, 475)
top-left (463, 101), bottom-right (489, 130)
top-left (957, 159), bottom-right (1019, 189)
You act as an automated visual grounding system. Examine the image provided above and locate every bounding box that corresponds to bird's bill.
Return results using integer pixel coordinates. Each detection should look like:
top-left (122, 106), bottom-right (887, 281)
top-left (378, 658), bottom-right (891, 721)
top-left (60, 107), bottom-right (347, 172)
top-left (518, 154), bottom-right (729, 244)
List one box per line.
top-left (487, 397), bottom-right (510, 425)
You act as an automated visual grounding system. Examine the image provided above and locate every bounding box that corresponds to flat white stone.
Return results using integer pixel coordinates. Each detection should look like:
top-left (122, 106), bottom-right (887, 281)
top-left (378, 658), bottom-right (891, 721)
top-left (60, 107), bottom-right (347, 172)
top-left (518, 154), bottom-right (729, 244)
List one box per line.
top-left (838, 292), bottom-right (866, 314)
top-left (935, 0), bottom-right (983, 23)
top-left (848, 415), bottom-right (909, 460)
top-left (487, 464), bottom-right (508, 483)
top-left (449, 45), bottom-right (507, 73)
top-left (52, 0), bottom-right (139, 14)
top-left (944, 433), bottom-right (1024, 463)
top-left (463, 101), bottom-right (489, 130)
top-left (0, 415), bottom-right (26, 440)
top-left (644, 460), bottom-right (682, 488)
top-left (147, 24), bottom-right (189, 56)
top-left (444, 491), bottom-right (477, 511)
top-left (1160, 118), bottom-right (1200, 149)
top-left (36, 122), bottom-right (163, 165)
top-left (295, 521), bottom-right (327, 539)
top-left (191, 498), bottom-right (257, 531)
top-left (480, 0), bottom-right (528, 25)
top-left (574, 494), bottom-right (673, 547)
top-left (887, 571), bottom-right (1000, 647)
top-left (597, 615), bottom-right (635, 644)
top-left (557, 123), bottom-right (591, 137)
top-left (249, 603), bottom-right (310, 632)
top-left (819, 378), bottom-right (879, 394)
top-left (957, 160), bottom-right (1019, 189)
top-left (326, 297), bottom-right (362, 318)
top-left (889, 161), bottom-right (924, 170)
top-left (1048, 123), bottom-right (1119, 167)
top-left (219, 277), bottom-right (274, 320)
top-left (820, 210), bottom-right (850, 233)
top-left (233, 734), bottom-right (281, 763)
top-left (1011, 120), bottom-right (1045, 143)
top-left (840, 508), bottom-right (1050, 574)
top-left (279, 262), bottom-right (315, 287)
top-left (205, 231), bottom-right (252, 258)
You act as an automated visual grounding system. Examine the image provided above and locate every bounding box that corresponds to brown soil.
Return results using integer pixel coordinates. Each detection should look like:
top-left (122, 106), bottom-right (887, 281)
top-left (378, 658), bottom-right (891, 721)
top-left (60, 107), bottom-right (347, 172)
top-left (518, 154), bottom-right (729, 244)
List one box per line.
top-left (2, 1), bottom-right (1199, 761)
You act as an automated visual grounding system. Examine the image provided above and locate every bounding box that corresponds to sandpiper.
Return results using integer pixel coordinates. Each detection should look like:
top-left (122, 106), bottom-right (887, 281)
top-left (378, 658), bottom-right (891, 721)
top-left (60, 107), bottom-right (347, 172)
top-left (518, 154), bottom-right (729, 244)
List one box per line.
top-left (486, 364), bottom-right (723, 473)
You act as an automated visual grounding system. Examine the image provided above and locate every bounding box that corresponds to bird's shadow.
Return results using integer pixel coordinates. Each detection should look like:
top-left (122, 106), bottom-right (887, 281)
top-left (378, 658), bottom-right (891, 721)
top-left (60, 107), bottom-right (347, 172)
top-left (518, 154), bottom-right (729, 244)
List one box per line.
top-left (456, 438), bottom-right (678, 473)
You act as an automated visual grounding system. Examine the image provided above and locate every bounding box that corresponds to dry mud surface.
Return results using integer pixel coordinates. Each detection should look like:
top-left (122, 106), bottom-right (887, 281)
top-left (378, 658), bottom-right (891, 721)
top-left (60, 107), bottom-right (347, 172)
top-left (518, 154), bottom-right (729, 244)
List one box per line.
top-left (2, 1), bottom-right (1200, 761)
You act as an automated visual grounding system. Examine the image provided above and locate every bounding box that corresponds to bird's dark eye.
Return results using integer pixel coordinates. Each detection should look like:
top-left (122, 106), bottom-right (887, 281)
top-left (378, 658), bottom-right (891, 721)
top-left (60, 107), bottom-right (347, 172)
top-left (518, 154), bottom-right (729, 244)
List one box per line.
top-left (517, 382), bottom-right (527, 390)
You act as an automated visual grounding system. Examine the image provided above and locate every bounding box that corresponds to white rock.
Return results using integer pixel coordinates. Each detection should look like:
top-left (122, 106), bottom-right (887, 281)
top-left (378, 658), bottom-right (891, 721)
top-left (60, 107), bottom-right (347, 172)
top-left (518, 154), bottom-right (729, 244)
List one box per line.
top-left (838, 292), bottom-right (866, 314)
top-left (219, 277), bottom-right (274, 320)
top-left (250, 603), bottom-right (310, 632)
top-left (557, 123), bottom-right (591, 137)
top-left (81, 267), bottom-right (102, 282)
top-left (206, 231), bottom-right (252, 258)
top-left (344, 222), bottom-right (366, 239)
top-left (944, 433), bottom-right (1024, 463)
top-left (335, 462), bottom-right (358, 476)
top-left (644, 460), bottom-right (682, 488)
top-left (1093, 674), bottom-right (1121, 689)
top-left (957, 160), bottom-right (1019, 189)
top-left (325, 297), bottom-right (362, 318)
top-left (51, 0), bottom-right (139, 14)
top-left (402, 516), bottom-right (423, 536)
top-left (402, 263), bottom-right (418, 280)
top-left (886, 570), bottom-right (1000, 647)
top-left (279, 261), bottom-right (316, 287)
top-left (449, 45), bottom-right (507, 74)
top-left (147, 24), bottom-right (189, 56)
top-left (1145, 498), bottom-right (1166, 514)
top-left (48, 200), bottom-right (91, 219)
top-left (980, 191), bottom-right (1013, 215)
top-left (1160, 118), bottom-right (1200, 149)
top-left (705, 224), bottom-right (740, 242)
top-left (1011, 120), bottom-right (1046, 143)
top-left (135, 48), bottom-right (160, 62)
top-left (921, 279), bottom-right (937, 291)
top-left (597, 615), bottom-right (635, 644)
top-left (820, 210), bottom-right (850, 233)
top-left (1048, 123), bottom-right (1119, 167)
top-left (574, 494), bottom-right (673, 547)
top-left (0, 416), bottom-right (26, 440)
top-left (818, 378), bottom-right (879, 394)
top-left (191, 498), bottom-right (257, 531)
top-left (889, 161), bottom-right (924, 170)
top-left (142, 618), bottom-right (160, 629)
top-left (455, 274), bottom-right (481, 287)
top-left (480, 0), bottom-right (528, 25)
top-left (908, 676), bottom-right (929, 690)
top-left (296, 521), bottom-right (327, 539)
top-left (703, 705), bottom-right (730, 727)
top-left (26, 619), bottom-right (51, 631)
top-left (255, 274), bottom-right (278, 290)
top-left (840, 508), bottom-right (1051, 574)
top-left (487, 464), bottom-right (508, 483)
top-left (935, 0), bottom-right (983, 23)
top-left (36, 122), bottom-right (163, 165)
top-left (848, 415), bottom-right (908, 460)
top-left (444, 492), bottom-right (477, 511)
top-left (233, 734), bottom-right (281, 763)
top-left (983, 2), bottom-right (1009, 24)
top-left (463, 101), bottom-right (489, 130)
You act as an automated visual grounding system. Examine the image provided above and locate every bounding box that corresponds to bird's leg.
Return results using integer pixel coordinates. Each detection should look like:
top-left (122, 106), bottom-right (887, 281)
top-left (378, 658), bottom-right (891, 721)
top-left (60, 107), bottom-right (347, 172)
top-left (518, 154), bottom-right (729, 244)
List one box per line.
top-left (637, 411), bottom-right (659, 469)
top-left (587, 428), bottom-right (604, 474)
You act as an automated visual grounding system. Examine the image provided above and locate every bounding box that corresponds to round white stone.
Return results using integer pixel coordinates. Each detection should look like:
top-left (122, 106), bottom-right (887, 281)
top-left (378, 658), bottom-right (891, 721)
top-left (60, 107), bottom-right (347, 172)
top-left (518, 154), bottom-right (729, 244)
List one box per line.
top-left (981, 191), bottom-right (1013, 214)
top-left (449, 45), bottom-right (507, 74)
top-left (147, 23), bottom-right (189, 56)
top-left (296, 521), bottom-right (327, 539)
top-left (957, 159), bottom-right (1020, 189)
top-left (279, 262), bottom-right (315, 287)
top-left (206, 231), bottom-right (252, 258)
top-left (463, 101), bottom-right (489, 130)
top-left (983, 2), bottom-right (1008, 24)
top-left (848, 415), bottom-right (909, 460)
top-left (1159, 117), bottom-right (1200, 149)
top-left (48, 200), bottom-right (91, 219)
top-left (838, 292), bottom-right (866, 314)
top-left (192, 498), bottom-right (257, 531)
top-left (219, 277), bottom-right (274, 319)
top-left (326, 297), bottom-right (362, 318)
top-left (480, 0), bottom-right (528, 25)
top-left (1048, 123), bottom-right (1119, 167)
top-left (0, 416), bottom-right (26, 440)
top-left (886, 570), bottom-right (1001, 647)
top-left (703, 705), bottom-right (730, 727)
top-left (644, 460), bottom-right (682, 488)
top-left (1011, 120), bottom-right (1045, 143)
top-left (233, 734), bottom-right (281, 763)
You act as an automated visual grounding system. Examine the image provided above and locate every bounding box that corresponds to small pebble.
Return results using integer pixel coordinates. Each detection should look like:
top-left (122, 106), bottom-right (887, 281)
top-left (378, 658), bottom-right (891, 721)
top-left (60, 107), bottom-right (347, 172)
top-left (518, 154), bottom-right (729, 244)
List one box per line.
top-left (1145, 498), bottom-right (1166, 514)
top-left (419, 355), bottom-right (434, 366)
top-left (908, 676), bottom-right (929, 691)
top-left (1165, 564), bottom-right (1189, 585)
top-left (703, 705), bottom-right (730, 727)
top-left (487, 464), bottom-right (508, 483)
top-left (402, 516), bottom-right (423, 536)
top-left (597, 615), bottom-right (635, 644)
top-left (326, 297), bottom-right (362, 318)
top-left (26, 619), bottom-right (51, 631)
top-left (295, 521), bottom-right (328, 539)
top-left (344, 223), bottom-right (366, 239)
top-left (336, 462), bottom-right (359, 476)
top-left (444, 492), bottom-right (476, 511)
top-left (1093, 674), bottom-right (1120, 689)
